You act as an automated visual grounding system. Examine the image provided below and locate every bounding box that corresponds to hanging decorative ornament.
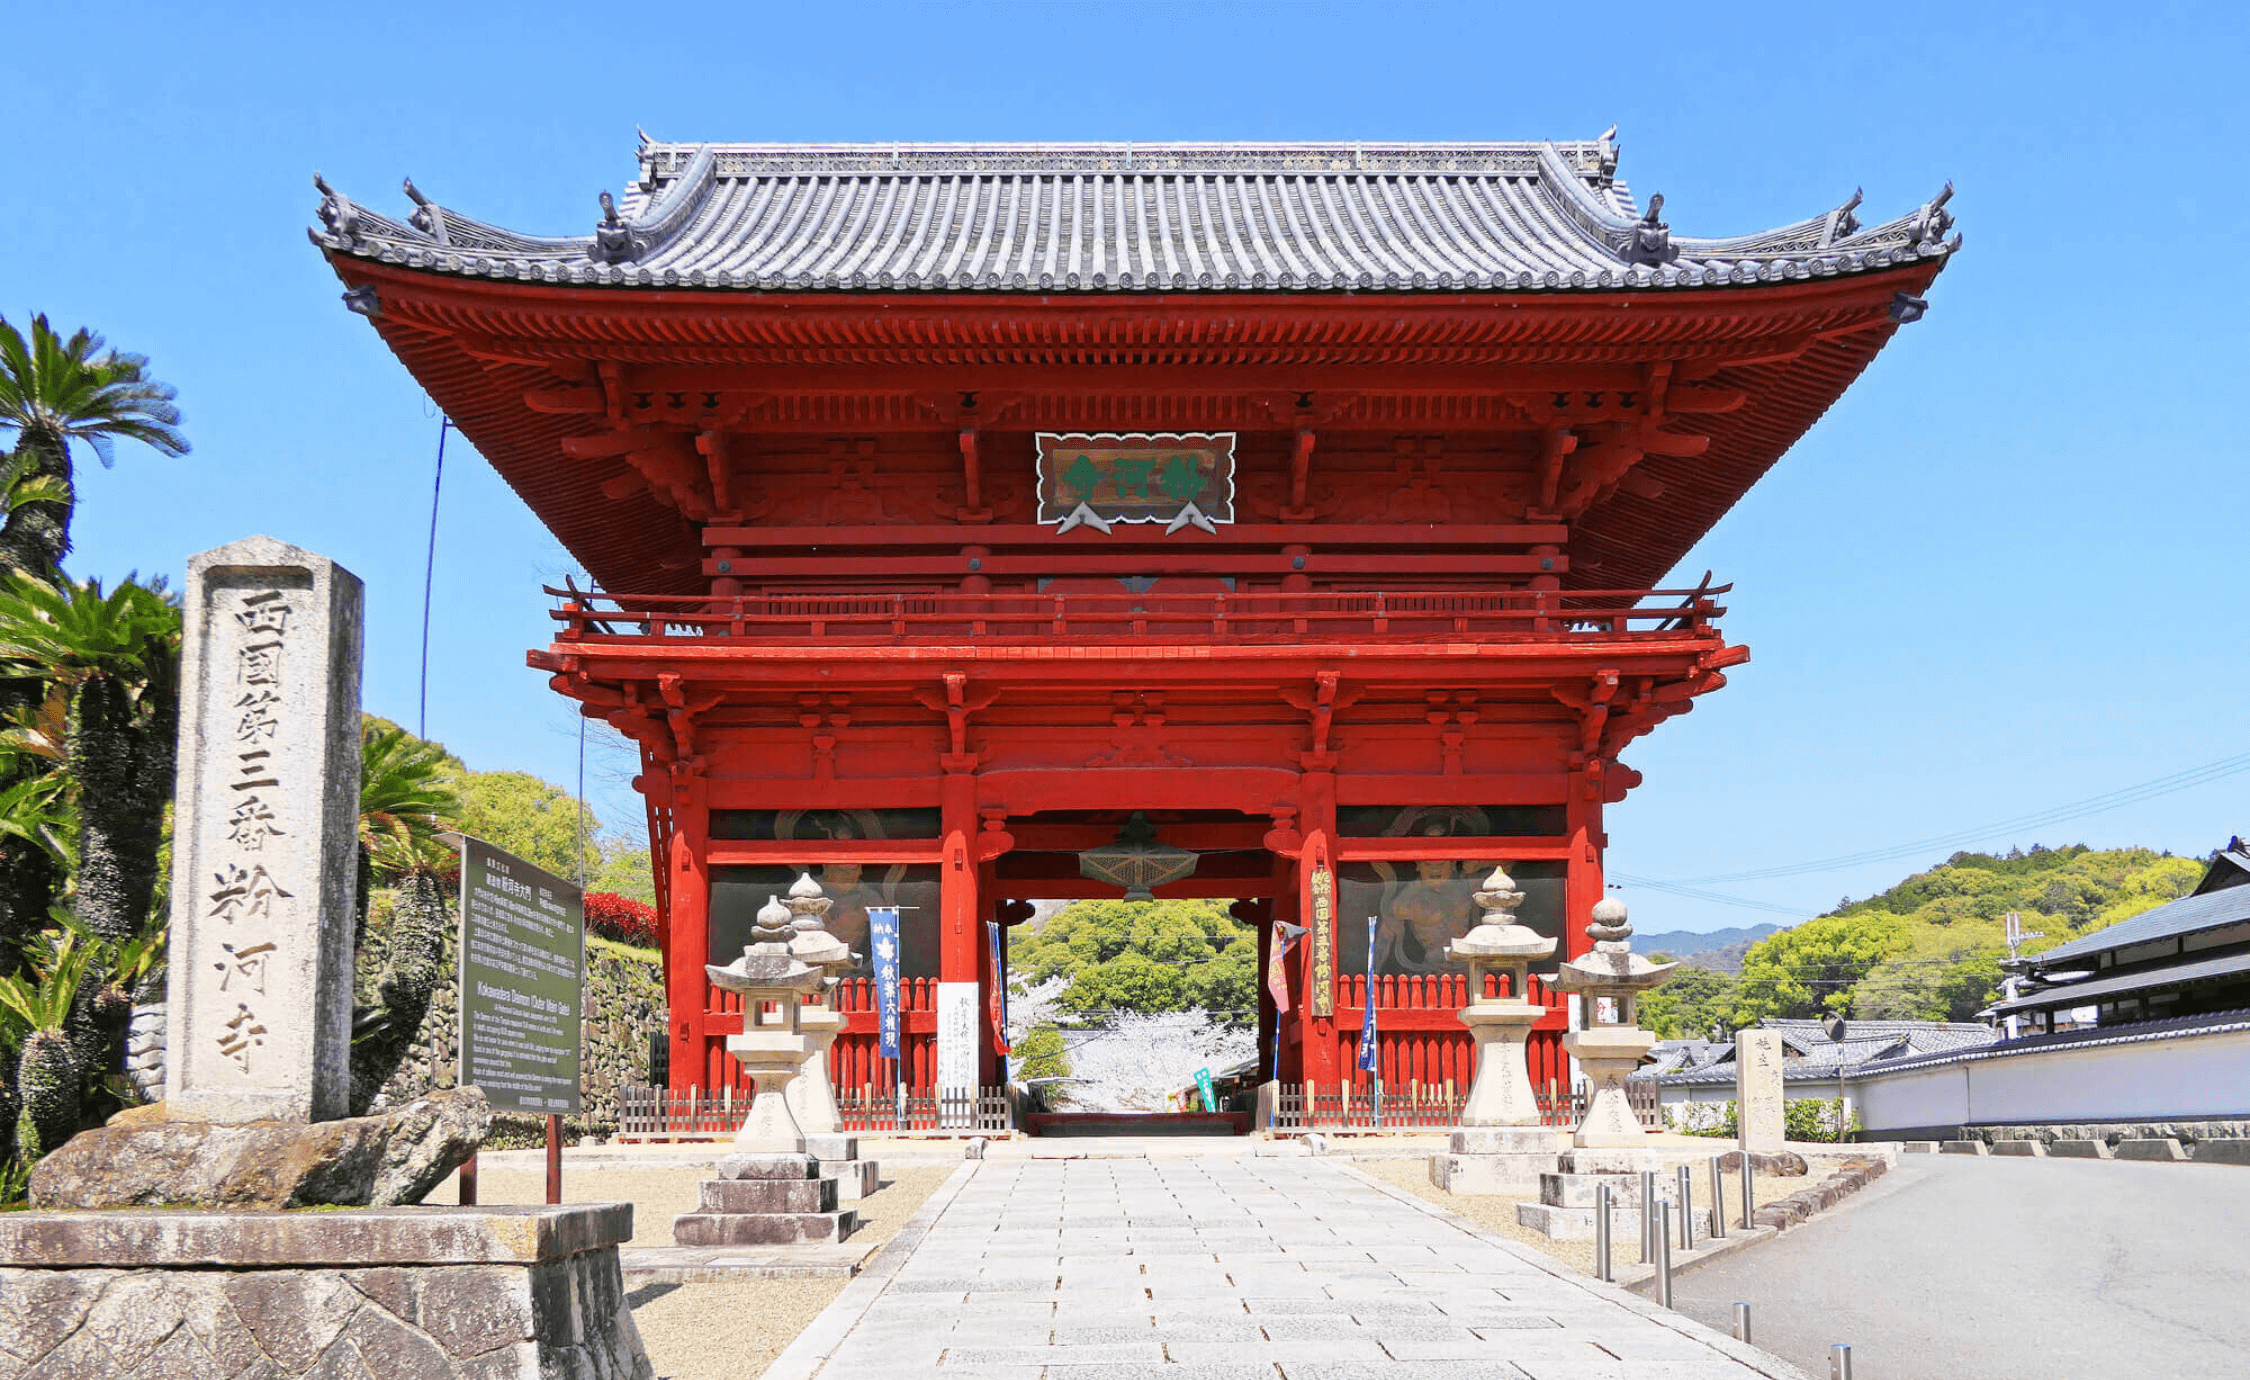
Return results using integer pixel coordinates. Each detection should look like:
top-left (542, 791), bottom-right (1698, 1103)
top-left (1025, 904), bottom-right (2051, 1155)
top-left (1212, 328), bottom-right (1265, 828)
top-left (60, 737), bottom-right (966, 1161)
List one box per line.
top-left (1076, 811), bottom-right (1198, 901)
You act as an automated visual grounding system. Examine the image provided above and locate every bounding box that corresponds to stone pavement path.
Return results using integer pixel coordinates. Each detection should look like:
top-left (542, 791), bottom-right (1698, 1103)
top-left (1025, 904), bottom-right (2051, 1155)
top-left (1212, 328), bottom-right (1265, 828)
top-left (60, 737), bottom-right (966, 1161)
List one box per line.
top-left (777, 1156), bottom-right (1803, 1379)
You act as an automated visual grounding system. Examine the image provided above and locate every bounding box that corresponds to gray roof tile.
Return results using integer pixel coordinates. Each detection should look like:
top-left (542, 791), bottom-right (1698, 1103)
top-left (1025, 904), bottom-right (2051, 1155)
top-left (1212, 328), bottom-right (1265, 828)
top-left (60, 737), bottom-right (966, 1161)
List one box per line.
top-left (2031, 886), bottom-right (2250, 967)
top-left (313, 136), bottom-right (1958, 294)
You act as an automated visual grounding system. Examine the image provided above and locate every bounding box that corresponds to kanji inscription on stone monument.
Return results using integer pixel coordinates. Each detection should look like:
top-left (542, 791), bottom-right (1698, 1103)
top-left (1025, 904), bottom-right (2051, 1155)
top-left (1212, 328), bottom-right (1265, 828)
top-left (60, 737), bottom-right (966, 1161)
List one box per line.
top-left (164, 537), bottom-right (364, 1123)
top-left (1735, 1028), bottom-right (1787, 1153)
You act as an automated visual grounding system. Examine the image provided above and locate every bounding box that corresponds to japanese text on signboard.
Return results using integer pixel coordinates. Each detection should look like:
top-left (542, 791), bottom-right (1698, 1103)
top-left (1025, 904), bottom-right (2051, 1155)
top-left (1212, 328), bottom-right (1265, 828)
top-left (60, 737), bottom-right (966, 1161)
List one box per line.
top-left (1034, 433), bottom-right (1236, 532)
top-left (458, 837), bottom-right (584, 1115)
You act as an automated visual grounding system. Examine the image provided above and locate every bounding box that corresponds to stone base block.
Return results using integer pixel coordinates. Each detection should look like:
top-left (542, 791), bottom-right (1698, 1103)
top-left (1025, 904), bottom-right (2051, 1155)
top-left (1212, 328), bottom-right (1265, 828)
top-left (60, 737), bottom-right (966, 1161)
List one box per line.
top-left (699, 1177), bottom-right (838, 1214)
top-left (1428, 1152), bottom-right (1552, 1196)
top-left (1539, 1172), bottom-right (1664, 1208)
top-left (0, 1205), bottom-right (649, 1379)
top-left (804, 1134), bottom-right (859, 1162)
top-left (671, 1211), bottom-right (858, 1247)
top-left (1991, 1140), bottom-right (2046, 1158)
top-left (719, 1153), bottom-right (819, 1181)
top-left (2047, 1140), bottom-right (2113, 1159)
top-left (1940, 1140), bottom-right (1989, 1156)
top-left (1449, 1126), bottom-right (1555, 1155)
top-left (2193, 1138), bottom-right (2250, 1165)
top-left (1554, 1149), bottom-right (1688, 1176)
top-left (821, 1159), bottom-right (881, 1200)
top-left (2114, 1138), bottom-right (2187, 1161)
top-left (1514, 1201), bottom-right (1716, 1242)
top-left (1902, 1141), bottom-right (1940, 1154)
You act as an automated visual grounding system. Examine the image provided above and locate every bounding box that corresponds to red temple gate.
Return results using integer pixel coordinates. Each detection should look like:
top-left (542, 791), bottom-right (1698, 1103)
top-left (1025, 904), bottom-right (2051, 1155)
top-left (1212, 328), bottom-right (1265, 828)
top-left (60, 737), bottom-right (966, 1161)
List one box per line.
top-left (316, 135), bottom-right (1953, 1116)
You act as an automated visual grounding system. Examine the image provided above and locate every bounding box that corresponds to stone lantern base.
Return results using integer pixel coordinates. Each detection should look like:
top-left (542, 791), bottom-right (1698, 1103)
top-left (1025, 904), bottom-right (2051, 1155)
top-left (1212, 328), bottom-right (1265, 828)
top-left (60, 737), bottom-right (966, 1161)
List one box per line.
top-left (673, 1153), bottom-right (858, 1247)
top-left (1563, 1026), bottom-right (1657, 1149)
top-left (1429, 1124), bottom-right (1559, 1195)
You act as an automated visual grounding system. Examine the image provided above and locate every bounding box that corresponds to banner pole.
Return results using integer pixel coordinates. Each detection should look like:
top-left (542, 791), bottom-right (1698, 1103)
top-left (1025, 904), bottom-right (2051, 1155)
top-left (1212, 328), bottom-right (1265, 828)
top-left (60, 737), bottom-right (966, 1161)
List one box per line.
top-left (545, 1114), bottom-right (562, 1204)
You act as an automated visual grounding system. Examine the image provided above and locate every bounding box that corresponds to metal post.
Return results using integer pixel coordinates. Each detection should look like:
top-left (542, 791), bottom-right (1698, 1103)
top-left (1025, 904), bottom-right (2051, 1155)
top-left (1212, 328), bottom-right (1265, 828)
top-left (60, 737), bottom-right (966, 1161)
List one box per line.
top-left (1830, 1343), bottom-right (1853, 1380)
top-left (1594, 1183), bottom-right (1613, 1282)
top-left (1740, 1154), bottom-right (1755, 1230)
top-left (1655, 1201), bottom-right (1674, 1308)
top-left (1710, 1156), bottom-right (1727, 1239)
top-left (1639, 1170), bottom-right (1657, 1262)
top-left (1678, 1164), bottom-right (1695, 1250)
top-left (1734, 1303), bottom-right (1752, 1342)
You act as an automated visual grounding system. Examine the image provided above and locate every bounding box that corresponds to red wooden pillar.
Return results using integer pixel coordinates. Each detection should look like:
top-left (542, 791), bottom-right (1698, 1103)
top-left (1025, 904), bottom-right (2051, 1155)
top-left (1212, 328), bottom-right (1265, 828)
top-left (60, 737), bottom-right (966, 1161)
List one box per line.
top-left (1559, 780), bottom-right (1606, 1091)
top-left (975, 863), bottom-right (1001, 1088)
top-left (1270, 855), bottom-right (1305, 1083)
top-left (665, 767), bottom-right (710, 1094)
top-left (1238, 898), bottom-right (1275, 1082)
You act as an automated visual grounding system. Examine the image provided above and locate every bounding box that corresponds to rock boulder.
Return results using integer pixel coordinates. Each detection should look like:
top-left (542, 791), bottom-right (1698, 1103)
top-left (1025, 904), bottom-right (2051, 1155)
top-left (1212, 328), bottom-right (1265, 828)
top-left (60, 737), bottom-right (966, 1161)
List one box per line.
top-left (30, 1088), bottom-right (488, 1210)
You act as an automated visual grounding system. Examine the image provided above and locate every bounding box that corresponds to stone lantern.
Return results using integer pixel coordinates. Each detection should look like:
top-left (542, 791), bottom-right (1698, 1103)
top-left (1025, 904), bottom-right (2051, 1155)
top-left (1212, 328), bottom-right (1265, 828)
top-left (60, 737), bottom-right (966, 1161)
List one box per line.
top-left (704, 893), bottom-right (827, 1152)
top-left (1550, 896), bottom-right (1676, 1149)
top-left (1428, 865), bottom-right (1561, 1195)
top-left (1446, 864), bottom-right (1558, 1127)
top-left (783, 870), bottom-right (858, 1137)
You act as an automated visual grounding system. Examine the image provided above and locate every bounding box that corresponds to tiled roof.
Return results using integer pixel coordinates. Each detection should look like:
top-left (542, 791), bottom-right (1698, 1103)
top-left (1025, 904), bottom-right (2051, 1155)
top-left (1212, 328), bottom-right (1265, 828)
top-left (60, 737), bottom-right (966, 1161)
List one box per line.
top-left (1990, 949), bottom-right (2250, 1015)
top-left (311, 134), bottom-right (1958, 294)
top-left (2031, 885), bottom-right (2250, 967)
top-left (1847, 1008), bottom-right (2250, 1078)
top-left (1656, 1019), bottom-right (1999, 1086)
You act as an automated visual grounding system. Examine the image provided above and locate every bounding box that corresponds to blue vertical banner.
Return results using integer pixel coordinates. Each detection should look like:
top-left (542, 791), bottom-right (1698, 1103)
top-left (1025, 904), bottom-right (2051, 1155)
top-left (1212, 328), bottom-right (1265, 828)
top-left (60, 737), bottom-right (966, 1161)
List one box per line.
top-left (871, 906), bottom-right (902, 1061)
top-left (1195, 1067), bottom-right (1217, 1113)
top-left (986, 921), bottom-right (1010, 1057)
top-left (1357, 914), bottom-right (1379, 1075)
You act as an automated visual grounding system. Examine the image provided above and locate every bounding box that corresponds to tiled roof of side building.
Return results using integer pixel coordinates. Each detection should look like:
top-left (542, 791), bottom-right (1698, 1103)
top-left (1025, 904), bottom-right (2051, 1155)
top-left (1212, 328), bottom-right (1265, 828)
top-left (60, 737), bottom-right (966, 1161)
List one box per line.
top-left (2030, 885), bottom-right (2250, 967)
top-left (309, 132), bottom-right (1958, 293)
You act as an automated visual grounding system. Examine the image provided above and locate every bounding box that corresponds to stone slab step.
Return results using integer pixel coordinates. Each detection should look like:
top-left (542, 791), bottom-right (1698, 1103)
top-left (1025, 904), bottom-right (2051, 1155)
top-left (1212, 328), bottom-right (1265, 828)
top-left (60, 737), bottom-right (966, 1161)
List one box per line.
top-left (700, 1176), bottom-right (839, 1213)
top-left (2114, 1138), bottom-right (2187, 1161)
top-left (673, 1210), bottom-right (858, 1247)
top-left (821, 1159), bottom-right (881, 1200)
top-left (1941, 1140), bottom-right (1989, 1155)
top-left (2047, 1140), bottom-right (2112, 1159)
top-left (1428, 1152), bottom-right (1552, 1195)
top-left (621, 1242), bottom-right (877, 1282)
top-left (2194, 1138), bottom-right (2250, 1165)
top-left (1991, 1140), bottom-right (2046, 1157)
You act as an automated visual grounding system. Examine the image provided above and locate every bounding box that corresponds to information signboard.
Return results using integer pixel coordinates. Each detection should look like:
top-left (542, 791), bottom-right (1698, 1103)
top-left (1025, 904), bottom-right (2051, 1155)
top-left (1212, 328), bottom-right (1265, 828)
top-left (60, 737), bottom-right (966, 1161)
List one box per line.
top-left (456, 835), bottom-right (584, 1115)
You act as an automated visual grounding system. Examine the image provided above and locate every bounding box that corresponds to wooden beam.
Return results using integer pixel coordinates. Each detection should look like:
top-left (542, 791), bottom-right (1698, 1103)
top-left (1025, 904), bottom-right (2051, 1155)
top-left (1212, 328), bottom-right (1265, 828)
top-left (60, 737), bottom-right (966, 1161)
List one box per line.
top-left (700, 522), bottom-right (1571, 548)
top-left (697, 552), bottom-right (1563, 578)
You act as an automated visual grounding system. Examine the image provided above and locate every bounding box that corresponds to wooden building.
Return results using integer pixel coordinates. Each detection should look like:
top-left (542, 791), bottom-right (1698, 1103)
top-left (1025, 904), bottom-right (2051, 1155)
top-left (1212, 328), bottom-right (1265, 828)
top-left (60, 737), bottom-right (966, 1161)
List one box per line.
top-left (313, 135), bottom-right (1955, 1108)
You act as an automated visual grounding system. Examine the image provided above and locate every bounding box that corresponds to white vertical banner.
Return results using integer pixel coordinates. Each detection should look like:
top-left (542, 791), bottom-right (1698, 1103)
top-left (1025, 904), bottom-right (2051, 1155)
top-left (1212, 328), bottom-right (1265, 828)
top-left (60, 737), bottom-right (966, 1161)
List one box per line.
top-left (935, 981), bottom-right (978, 1125)
top-left (1566, 994), bottom-right (1587, 1092)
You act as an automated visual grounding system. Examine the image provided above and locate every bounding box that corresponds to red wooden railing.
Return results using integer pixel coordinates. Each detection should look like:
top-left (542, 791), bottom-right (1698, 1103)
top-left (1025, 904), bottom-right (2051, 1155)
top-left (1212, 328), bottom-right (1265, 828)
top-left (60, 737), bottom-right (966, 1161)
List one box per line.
top-left (546, 584), bottom-right (1726, 646)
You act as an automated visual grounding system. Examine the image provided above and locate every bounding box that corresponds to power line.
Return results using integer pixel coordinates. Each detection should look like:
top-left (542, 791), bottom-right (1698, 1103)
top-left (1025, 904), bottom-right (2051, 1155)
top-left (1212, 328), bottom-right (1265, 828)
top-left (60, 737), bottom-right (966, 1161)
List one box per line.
top-left (1663, 750), bottom-right (2250, 886)
top-left (416, 415), bottom-right (451, 739)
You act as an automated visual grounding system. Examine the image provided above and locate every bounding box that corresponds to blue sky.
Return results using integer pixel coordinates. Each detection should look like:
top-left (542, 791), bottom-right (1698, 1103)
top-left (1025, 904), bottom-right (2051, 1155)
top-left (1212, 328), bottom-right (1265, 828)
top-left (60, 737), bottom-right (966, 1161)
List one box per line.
top-left (6, 2), bottom-right (2243, 930)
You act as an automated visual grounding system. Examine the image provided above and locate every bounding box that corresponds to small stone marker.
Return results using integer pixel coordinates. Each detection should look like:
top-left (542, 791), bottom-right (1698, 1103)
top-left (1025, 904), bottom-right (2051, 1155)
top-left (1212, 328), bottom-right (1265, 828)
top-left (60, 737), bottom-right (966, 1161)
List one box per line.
top-left (1735, 1029), bottom-right (1786, 1154)
top-left (164, 537), bottom-right (363, 1124)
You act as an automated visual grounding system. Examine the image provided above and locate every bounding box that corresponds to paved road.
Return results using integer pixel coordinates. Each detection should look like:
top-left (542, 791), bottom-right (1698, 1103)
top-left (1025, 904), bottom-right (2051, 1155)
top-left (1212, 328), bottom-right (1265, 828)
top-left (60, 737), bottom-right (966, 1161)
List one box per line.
top-left (1670, 1155), bottom-right (2250, 1380)
top-left (776, 1155), bottom-right (1803, 1378)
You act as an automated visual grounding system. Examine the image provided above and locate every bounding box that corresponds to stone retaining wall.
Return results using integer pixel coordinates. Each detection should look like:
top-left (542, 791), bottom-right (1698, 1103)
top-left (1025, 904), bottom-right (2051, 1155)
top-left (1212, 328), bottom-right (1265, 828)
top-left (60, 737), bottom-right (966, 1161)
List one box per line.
top-left (361, 898), bottom-right (665, 1131)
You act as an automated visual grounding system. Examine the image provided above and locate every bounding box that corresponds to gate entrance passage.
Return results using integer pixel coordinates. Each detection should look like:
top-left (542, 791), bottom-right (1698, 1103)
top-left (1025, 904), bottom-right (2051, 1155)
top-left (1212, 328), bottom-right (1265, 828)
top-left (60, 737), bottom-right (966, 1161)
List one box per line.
top-left (314, 133), bottom-right (1954, 1114)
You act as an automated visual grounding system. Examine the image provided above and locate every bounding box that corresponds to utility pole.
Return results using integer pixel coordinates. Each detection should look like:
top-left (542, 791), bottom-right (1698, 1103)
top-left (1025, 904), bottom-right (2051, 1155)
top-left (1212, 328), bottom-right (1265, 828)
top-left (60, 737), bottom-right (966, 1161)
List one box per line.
top-left (1998, 911), bottom-right (2045, 1040)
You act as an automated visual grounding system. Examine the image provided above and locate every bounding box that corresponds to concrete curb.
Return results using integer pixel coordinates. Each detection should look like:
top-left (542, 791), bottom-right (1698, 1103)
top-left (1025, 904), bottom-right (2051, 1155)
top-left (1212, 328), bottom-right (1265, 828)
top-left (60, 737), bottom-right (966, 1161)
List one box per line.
top-left (1332, 1161), bottom-right (1815, 1380)
top-left (760, 1159), bottom-right (980, 1380)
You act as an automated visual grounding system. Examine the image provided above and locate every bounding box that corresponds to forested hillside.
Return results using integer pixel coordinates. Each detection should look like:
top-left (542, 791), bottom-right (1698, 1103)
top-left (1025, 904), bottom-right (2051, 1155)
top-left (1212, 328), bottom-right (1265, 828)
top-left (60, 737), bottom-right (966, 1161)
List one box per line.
top-left (1638, 845), bottom-right (2205, 1039)
top-left (1010, 898), bottom-right (1258, 1016)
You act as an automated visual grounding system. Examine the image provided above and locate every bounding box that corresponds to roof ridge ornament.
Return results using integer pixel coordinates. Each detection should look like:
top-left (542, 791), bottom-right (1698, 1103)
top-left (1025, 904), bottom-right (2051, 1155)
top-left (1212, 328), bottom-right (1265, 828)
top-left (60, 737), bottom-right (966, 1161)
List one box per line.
top-left (1595, 125), bottom-right (1619, 186)
top-left (1624, 193), bottom-right (1675, 266)
top-left (1908, 182), bottom-right (1955, 248)
top-left (593, 190), bottom-right (647, 265)
top-left (1820, 187), bottom-right (1863, 247)
top-left (402, 177), bottom-right (449, 245)
top-left (312, 172), bottom-right (358, 245)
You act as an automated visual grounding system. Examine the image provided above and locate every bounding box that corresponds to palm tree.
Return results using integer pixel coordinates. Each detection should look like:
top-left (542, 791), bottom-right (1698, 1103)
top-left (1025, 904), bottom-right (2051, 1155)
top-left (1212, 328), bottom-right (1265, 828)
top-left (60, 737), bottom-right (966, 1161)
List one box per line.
top-left (0, 576), bottom-right (181, 944)
top-left (0, 927), bottom-right (102, 1164)
top-left (350, 722), bottom-right (462, 1114)
top-left (0, 315), bottom-right (189, 580)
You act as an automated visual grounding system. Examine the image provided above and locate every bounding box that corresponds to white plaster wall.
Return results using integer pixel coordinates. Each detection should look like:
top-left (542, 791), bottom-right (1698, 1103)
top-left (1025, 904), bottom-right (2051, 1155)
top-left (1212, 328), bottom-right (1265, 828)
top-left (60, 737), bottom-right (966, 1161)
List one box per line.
top-left (1855, 1027), bottom-right (2250, 1132)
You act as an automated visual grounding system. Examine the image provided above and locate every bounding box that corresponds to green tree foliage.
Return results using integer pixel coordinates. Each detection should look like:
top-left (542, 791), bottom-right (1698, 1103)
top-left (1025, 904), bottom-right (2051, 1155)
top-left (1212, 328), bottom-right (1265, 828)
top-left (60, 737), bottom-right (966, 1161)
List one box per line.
top-left (1637, 966), bottom-right (1738, 1040)
top-left (349, 720), bottom-right (464, 1115)
top-left (1010, 898), bottom-right (1257, 1017)
top-left (459, 770), bottom-right (602, 885)
top-left (0, 314), bottom-right (188, 580)
top-left (1012, 1024), bottom-right (1068, 1082)
top-left (593, 846), bottom-right (656, 905)
top-left (1721, 846), bottom-right (2206, 1025)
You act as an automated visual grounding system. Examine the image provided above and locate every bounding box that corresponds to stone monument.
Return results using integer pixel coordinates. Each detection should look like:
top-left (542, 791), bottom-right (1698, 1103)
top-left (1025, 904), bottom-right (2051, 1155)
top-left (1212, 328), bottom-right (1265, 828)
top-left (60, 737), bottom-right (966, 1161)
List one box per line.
top-left (1429, 865), bottom-right (1560, 1194)
top-left (166, 536), bottom-right (364, 1124)
top-left (6, 538), bottom-right (654, 1379)
top-left (1735, 1028), bottom-right (1787, 1153)
top-left (1550, 896), bottom-right (1675, 1149)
